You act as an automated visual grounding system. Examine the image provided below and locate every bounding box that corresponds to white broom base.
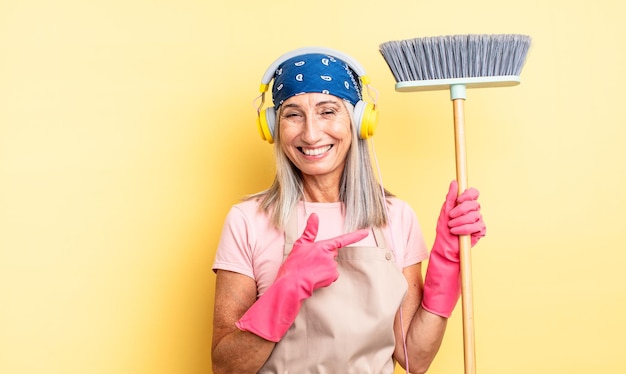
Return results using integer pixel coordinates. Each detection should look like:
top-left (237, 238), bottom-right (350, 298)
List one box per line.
top-left (395, 75), bottom-right (521, 92)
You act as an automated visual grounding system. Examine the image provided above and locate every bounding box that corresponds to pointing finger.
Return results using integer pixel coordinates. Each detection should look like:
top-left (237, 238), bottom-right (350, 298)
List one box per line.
top-left (317, 229), bottom-right (369, 254)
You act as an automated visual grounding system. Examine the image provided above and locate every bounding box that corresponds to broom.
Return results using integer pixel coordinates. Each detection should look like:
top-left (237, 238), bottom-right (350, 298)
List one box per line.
top-left (379, 34), bottom-right (531, 374)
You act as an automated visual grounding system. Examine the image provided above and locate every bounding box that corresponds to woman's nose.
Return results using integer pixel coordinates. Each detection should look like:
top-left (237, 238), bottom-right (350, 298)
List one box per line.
top-left (301, 115), bottom-right (323, 143)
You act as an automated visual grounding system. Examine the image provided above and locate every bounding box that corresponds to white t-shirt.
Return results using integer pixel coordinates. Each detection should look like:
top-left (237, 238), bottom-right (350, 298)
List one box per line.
top-left (213, 197), bottom-right (429, 296)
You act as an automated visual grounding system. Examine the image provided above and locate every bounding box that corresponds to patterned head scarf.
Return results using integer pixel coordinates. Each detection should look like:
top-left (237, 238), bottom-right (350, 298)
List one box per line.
top-left (271, 53), bottom-right (362, 108)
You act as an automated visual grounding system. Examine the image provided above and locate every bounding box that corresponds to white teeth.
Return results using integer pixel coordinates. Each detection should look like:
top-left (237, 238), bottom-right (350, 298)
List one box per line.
top-left (302, 145), bottom-right (331, 156)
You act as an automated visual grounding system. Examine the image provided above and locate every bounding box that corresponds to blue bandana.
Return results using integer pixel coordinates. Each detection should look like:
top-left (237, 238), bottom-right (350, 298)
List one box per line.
top-left (271, 53), bottom-right (362, 107)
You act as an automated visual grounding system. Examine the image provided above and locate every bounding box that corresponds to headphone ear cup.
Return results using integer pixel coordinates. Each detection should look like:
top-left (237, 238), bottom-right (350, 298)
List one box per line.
top-left (257, 107), bottom-right (276, 144)
top-left (354, 101), bottom-right (378, 139)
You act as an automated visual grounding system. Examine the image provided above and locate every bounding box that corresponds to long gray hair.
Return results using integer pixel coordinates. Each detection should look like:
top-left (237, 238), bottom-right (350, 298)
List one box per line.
top-left (246, 102), bottom-right (392, 231)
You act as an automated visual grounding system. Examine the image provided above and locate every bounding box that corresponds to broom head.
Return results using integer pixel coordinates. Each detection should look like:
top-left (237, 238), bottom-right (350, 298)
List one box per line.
top-left (379, 34), bottom-right (531, 92)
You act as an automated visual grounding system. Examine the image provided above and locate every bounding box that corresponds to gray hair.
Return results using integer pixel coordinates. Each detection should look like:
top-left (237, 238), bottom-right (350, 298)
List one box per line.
top-left (246, 101), bottom-right (392, 231)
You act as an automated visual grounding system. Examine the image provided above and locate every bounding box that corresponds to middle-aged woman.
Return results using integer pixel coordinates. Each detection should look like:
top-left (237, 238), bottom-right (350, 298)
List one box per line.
top-left (211, 47), bottom-right (486, 374)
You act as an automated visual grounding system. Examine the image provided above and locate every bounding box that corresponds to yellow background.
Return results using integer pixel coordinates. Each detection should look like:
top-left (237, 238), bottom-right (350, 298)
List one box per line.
top-left (1, 0), bottom-right (624, 373)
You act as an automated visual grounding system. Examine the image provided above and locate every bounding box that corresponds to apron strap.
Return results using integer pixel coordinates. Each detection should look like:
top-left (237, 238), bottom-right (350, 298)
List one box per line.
top-left (283, 210), bottom-right (299, 258)
top-left (372, 226), bottom-right (387, 249)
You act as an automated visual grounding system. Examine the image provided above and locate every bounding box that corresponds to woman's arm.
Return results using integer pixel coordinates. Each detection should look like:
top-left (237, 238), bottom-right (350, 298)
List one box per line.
top-left (212, 214), bottom-right (369, 373)
top-left (394, 181), bottom-right (486, 373)
top-left (393, 263), bottom-right (447, 374)
top-left (211, 270), bottom-right (275, 374)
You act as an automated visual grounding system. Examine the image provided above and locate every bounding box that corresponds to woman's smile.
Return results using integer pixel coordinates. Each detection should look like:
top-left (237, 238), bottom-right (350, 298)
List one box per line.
top-left (299, 145), bottom-right (333, 156)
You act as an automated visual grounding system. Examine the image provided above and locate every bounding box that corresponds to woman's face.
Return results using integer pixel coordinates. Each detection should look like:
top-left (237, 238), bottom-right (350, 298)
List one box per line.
top-left (278, 92), bottom-right (352, 182)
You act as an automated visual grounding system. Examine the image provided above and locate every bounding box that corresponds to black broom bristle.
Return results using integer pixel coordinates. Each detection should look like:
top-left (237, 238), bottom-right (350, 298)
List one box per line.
top-left (379, 34), bottom-right (532, 83)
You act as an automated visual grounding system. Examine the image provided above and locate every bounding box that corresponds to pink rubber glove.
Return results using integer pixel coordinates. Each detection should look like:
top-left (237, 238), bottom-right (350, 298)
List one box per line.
top-left (236, 213), bottom-right (369, 342)
top-left (422, 180), bottom-right (486, 318)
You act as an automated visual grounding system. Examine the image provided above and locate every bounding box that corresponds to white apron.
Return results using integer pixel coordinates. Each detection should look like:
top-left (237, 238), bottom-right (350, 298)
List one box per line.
top-left (259, 212), bottom-right (408, 373)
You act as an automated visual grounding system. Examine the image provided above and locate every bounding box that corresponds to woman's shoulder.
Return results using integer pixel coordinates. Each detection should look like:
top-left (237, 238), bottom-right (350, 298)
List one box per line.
top-left (232, 197), bottom-right (263, 213)
top-left (223, 197), bottom-right (276, 238)
top-left (386, 196), bottom-right (420, 222)
top-left (386, 196), bottom-right (414, 212)
top-left (226, 197), bottom-right (271, 223)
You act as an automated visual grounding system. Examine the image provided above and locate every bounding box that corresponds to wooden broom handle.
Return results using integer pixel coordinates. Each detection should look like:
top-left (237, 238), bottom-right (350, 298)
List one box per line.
top-left (452, 98), bottom-right (477, 374)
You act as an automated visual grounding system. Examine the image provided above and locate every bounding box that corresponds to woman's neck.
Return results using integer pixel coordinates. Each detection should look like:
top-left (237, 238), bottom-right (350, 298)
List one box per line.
top-left (301, 176), bottom-right (340, 203)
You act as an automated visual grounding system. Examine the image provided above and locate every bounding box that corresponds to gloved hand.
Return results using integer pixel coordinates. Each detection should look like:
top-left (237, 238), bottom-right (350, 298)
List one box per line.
top-left (236, 213), bottom-right (369, 342)
top-left (421, 180), bottom-right (486, 318)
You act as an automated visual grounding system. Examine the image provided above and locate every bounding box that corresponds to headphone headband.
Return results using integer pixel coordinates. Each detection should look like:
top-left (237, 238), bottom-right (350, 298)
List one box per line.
top-left (259, 47), bottom-right (369, 93)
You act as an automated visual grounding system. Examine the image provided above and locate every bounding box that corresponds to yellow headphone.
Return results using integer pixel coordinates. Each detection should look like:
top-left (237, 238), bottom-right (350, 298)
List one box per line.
top-left (256, 47), bottom-right (378, 144)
